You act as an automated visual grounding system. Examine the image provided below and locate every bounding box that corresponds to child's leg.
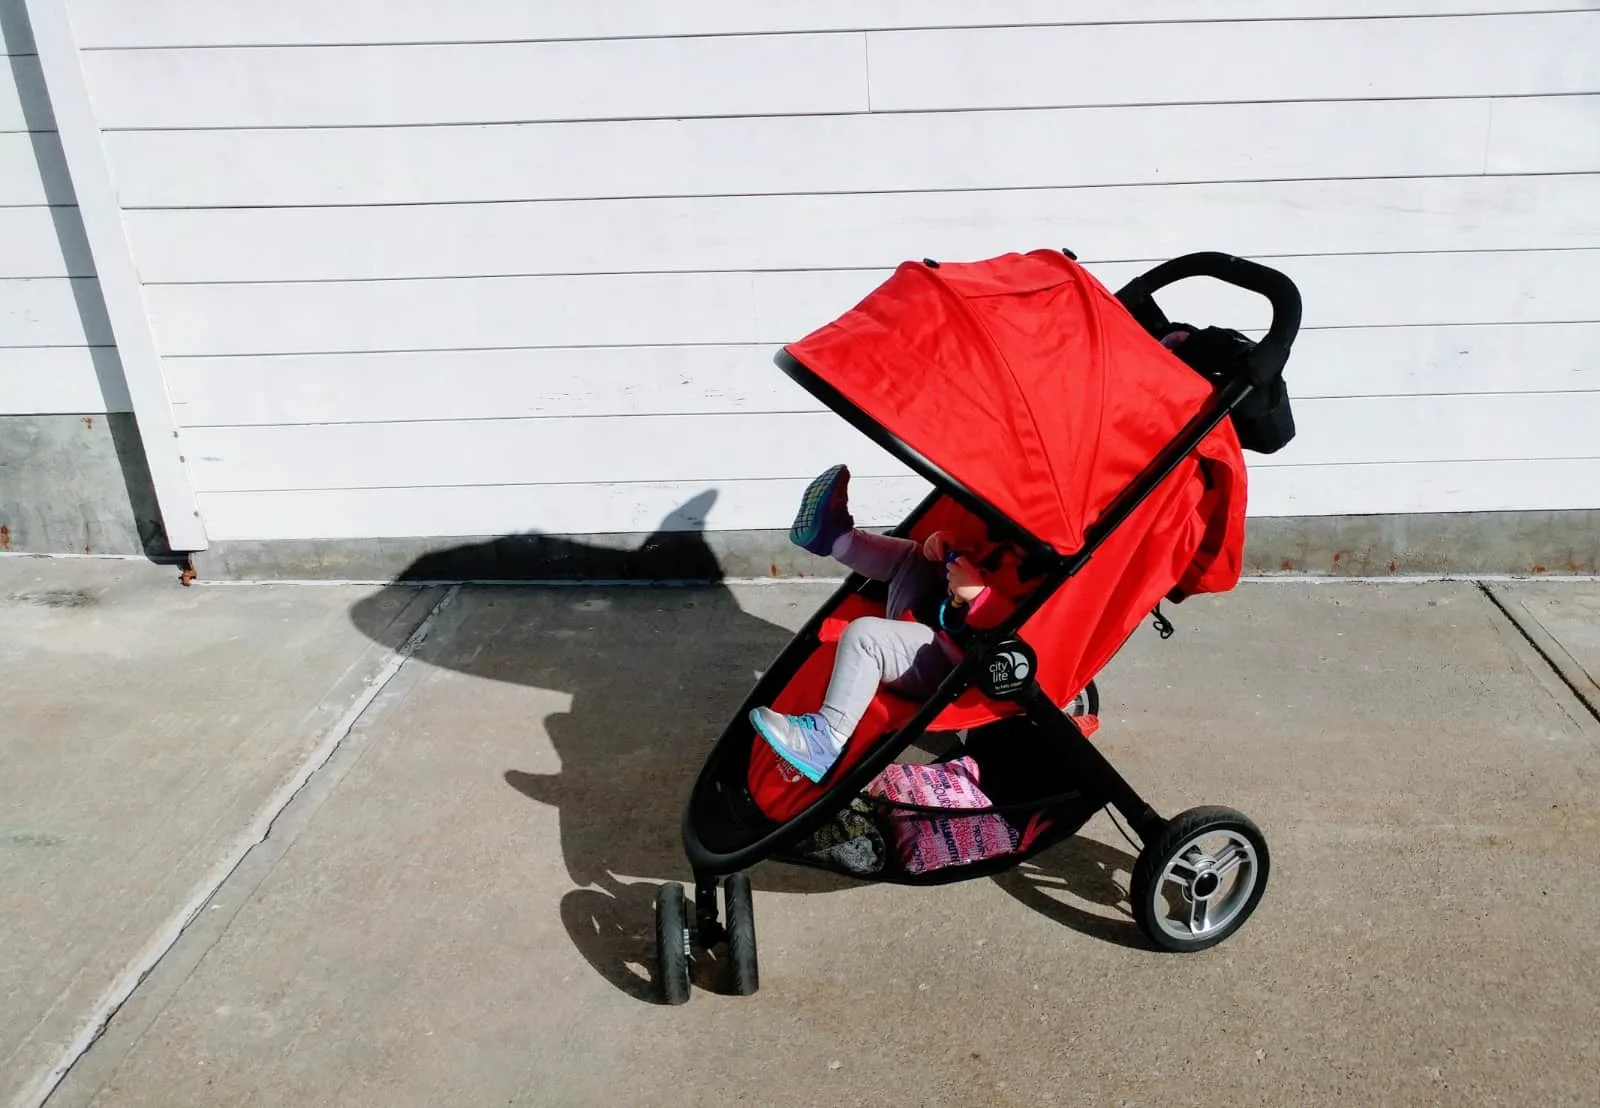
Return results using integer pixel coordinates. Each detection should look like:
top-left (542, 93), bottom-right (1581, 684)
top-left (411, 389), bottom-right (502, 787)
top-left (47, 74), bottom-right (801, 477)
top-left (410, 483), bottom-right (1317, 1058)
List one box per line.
top-left (818, 617), bottom-right (951, 738)
top-left (750, 617), bottom-right (951, 784)
top-left (789, 465), bottom-right (942, 613)
top-left (833, 529), bottom-right (946, 621)
top-left (831, 528), bottom-right (917, 581)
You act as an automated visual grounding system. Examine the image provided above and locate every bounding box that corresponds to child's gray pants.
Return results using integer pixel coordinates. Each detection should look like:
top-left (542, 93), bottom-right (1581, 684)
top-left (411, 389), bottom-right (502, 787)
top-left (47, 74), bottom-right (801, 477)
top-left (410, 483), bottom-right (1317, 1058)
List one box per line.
top-left (819, 531), bottom-right (956, 739)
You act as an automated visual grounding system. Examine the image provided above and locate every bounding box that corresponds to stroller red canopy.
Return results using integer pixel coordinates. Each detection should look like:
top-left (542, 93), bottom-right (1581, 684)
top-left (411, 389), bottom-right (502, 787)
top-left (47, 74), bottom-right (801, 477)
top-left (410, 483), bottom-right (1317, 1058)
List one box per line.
top-left (788, 249), bottom-right (1245, 568)
top-left (747, 252), bottom-right (1253, 822)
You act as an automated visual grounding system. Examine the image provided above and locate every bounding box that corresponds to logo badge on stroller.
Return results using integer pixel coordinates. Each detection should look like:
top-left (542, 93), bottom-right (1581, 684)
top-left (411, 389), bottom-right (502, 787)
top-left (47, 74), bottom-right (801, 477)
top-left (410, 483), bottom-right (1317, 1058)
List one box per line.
top-left (979, 639), bottom-right (1038, 701)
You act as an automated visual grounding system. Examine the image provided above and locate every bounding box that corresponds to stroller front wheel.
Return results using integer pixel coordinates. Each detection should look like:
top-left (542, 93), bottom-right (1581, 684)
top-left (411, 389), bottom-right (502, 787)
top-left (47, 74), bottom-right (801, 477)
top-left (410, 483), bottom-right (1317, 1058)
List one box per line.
top-left (724, 873), bottom-right (759, 996)
top-left (654, 882), bottom-right (692, 1004)
top-left (1131, 806), bottom-right (1269, 953)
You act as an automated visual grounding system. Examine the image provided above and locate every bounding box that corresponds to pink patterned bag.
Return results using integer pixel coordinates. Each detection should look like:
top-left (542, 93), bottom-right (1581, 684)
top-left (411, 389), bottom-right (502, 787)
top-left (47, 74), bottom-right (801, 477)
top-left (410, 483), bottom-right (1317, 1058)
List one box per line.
top-left (865, 757), bottom-right (1020, 874)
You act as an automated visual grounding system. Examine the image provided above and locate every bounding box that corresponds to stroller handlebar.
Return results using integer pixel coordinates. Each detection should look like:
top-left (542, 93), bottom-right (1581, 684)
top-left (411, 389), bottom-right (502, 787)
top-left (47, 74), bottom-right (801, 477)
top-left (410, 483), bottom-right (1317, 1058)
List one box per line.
top-left (1113, 252), bottom-right (1302, 388)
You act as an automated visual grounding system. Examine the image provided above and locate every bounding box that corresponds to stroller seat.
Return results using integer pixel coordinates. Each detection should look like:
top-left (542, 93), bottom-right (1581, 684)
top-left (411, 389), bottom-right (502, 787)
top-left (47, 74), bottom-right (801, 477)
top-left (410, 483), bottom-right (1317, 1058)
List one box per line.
top-left (748, 588), bottom-right (1054, 823)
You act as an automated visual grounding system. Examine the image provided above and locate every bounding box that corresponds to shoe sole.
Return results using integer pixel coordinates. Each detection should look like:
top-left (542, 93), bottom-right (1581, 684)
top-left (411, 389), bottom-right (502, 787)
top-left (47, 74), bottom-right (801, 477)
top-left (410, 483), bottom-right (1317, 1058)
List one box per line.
top-left (789, 464), bottom-right (847, 551)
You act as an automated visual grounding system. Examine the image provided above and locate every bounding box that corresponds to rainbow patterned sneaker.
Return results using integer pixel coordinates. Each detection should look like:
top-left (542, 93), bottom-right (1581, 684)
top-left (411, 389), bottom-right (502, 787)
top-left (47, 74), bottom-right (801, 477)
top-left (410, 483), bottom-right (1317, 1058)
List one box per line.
top-left (789, 464), bottom-right (854, 556)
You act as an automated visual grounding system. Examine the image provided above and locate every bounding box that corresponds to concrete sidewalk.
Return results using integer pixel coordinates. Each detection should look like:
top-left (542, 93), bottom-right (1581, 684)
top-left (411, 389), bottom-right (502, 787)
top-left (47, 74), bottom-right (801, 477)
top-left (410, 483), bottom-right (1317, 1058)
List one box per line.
top-left (0, 559), bottom-right (444, 1108)
top-left (4, 557), bottom-right (1599, 1107)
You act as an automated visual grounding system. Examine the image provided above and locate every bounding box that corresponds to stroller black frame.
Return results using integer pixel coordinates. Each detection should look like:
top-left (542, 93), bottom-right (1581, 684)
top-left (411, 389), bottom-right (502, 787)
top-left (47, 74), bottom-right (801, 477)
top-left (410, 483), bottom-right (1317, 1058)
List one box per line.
top-left (659, 253), bottom-right (1303, 1002)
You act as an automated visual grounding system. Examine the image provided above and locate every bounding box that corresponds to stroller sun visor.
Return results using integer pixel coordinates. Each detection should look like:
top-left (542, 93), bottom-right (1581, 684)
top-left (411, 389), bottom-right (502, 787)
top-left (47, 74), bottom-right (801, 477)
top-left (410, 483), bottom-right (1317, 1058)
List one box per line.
top-left (784, 249), bottom-right (1237, 557)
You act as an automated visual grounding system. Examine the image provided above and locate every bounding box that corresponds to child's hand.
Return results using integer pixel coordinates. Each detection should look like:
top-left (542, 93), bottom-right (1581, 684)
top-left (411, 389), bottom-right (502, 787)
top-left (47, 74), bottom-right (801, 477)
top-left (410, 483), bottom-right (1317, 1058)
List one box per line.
top-left (922, 531), bottom-right (954, 562)
top-left (946, 556), bottom-right (986, 604)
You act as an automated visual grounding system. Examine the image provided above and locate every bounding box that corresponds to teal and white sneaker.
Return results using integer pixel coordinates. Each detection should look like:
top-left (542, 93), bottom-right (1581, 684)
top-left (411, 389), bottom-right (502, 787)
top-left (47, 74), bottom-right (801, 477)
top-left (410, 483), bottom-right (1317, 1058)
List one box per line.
top-left (750, 707), bottom-right (843, 783)
top-left (789, 464), bottom-right (854, 556)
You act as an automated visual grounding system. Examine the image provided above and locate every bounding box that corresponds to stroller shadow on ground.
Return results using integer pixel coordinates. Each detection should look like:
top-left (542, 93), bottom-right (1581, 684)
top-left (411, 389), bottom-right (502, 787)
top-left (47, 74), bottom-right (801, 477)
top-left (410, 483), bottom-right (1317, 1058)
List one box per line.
top-left (347, 492), bottom-right (1146, 1001)
top-left (991, 837), bottom-right (1148, 950)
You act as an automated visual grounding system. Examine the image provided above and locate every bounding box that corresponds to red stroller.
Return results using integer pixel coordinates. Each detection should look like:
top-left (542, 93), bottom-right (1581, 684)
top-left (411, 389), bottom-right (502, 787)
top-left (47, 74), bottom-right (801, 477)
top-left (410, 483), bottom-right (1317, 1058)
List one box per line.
top-left (660, 249), bottom-right (1302, 1003)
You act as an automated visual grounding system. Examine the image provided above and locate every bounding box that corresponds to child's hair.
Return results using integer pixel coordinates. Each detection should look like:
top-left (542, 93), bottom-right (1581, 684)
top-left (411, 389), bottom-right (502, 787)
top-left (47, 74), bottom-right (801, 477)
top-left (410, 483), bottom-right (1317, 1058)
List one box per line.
top-left (982, 516), bottom-right (1009, 545)
top-left (973, 520), bottom-right (1019, 572)
top-left (978, 516), bottom-right (1053, 580)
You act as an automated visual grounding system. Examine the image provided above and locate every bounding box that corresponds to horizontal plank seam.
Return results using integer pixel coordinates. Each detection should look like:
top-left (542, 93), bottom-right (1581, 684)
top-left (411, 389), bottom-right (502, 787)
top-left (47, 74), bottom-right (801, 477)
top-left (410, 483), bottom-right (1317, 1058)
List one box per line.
top-left (108, 170), bottom-right (1600, 211)
top-left (129, 321), bottom-right (1600, 362)
top-left (65, 7), bottom-right (1600, 50)
top-left (96, 169), bottom-right (1600, 213)
top-left (184, 458), bottom-right (1600, 497)
top-left (130, 244), bottom-right (1600, 287)
top-left (87, 88), bottom-right (1600, 134)
top-left (165, 389), bottom-right (1600, 429)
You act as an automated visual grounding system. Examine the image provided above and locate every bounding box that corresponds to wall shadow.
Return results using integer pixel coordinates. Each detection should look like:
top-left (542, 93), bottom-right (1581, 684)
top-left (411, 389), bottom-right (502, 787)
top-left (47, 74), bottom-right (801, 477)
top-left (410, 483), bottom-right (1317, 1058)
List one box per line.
top-left (2, 4), bottom-right (172, 559)
top-left (347, 493), bottom-right (1146, 999)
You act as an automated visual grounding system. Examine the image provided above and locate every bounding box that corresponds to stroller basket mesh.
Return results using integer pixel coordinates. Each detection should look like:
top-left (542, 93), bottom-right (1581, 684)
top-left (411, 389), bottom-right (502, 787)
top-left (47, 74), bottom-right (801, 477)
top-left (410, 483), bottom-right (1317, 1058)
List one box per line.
top-left (789, 718), bottom-right (1099, 879)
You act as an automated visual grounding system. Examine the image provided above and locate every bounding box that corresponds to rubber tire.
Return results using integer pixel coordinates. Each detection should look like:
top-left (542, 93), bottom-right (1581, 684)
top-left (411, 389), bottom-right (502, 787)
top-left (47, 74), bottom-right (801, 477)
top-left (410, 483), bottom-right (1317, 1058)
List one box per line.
top-left (654, 882), bottom-right (692, 1005)
top-left (1131, 806), bottom-right (1270, 954)
top-left (1068, 680), bottom-right (1100, 718)
top-left (724, 873), bottom-right (760, 996)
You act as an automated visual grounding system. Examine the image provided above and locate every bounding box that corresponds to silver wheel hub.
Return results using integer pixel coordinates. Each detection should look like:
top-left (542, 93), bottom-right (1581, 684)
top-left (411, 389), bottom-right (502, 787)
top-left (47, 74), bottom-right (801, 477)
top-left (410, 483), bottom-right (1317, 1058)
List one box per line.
top-left (1153, 829), bottom-right (1258, 942)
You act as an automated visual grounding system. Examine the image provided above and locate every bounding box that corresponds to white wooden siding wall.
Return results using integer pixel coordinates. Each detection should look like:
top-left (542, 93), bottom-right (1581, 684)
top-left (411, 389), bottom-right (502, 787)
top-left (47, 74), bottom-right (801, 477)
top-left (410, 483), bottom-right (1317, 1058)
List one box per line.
top-left (0, 0), bottom-right (127, 414)
top-left (65, 1), bottom-right (1600, 542)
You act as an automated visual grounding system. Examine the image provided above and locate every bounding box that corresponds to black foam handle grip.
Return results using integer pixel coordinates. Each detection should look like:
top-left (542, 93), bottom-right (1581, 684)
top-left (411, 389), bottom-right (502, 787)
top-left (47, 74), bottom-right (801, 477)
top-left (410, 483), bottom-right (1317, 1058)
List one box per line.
top-left (1115, 252), bottom-right (1303, 386)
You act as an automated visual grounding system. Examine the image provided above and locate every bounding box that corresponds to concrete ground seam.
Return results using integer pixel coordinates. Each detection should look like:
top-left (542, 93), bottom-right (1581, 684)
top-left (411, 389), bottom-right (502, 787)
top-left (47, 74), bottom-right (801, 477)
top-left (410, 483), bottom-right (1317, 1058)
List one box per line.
top-left (12, 586), bottom-right (462, 1108)
top-left (1478, 581), bottom-right (1600, 725)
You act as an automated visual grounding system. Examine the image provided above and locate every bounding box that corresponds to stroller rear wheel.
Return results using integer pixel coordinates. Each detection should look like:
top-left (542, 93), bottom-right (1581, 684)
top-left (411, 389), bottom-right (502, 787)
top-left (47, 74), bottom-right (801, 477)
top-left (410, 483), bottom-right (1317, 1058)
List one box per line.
top-left (1066, 679), bottom-right (1099, 718)
top-left (654, 882), bottom-right (692, 1005)
top-left (1131, 806), bottom-right (1268, 953)
top-left (724, 873), bottom-right (759, 996)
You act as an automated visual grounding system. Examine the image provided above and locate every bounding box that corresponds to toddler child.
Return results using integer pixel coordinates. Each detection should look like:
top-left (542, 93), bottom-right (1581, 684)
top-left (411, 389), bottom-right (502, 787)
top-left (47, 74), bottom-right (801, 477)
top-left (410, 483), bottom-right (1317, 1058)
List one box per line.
top-left (751, 464), bottom-right (1024, 782)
